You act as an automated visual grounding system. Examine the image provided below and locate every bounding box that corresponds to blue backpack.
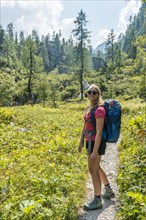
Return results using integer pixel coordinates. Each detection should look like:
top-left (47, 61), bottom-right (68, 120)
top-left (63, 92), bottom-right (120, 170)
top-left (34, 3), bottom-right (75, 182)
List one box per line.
top-left (90, 99), bottom-right (122, 143)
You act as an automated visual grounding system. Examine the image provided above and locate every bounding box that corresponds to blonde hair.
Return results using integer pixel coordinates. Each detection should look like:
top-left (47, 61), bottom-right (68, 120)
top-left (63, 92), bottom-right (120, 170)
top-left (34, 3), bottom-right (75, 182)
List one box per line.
top-left (86, 84), bottom-right (104, 114)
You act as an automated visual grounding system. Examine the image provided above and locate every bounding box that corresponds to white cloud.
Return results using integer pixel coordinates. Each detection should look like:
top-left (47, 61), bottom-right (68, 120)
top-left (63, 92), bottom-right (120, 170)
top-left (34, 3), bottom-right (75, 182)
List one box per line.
top-left (1, 0), bottom-right (16, 7)
top-left (59, 18), bottom-right (75, 39)
top-left (16, 0), bottom-right (42, 9)
top-left (92, 0), bottom-right (142, 49)
top-left (2, 0), bottom-right (64, 37)
top-left (92, 29), bottom-right (110, 49)
top-left (15, 13), bottom-right (52, 37)
top-left (118, 0), bottom-right (142, 34)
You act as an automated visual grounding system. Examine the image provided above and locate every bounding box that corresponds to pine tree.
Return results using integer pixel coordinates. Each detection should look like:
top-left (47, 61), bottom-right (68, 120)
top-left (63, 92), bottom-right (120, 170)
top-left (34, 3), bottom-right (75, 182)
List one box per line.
top-left (39, 36), bottom-right (50, 72)
top-left (21, 35), bottom-right (41, 102)
top-left (105, 29), bottom-right (115, 66)
top-left (0, 25), bottom-right (5, 52)
top-left (72, 9), bottom-right (90, 100)
top-left (65, 36), bottom-right (74, 68)
top-left (5, 23), bottom-right (16, 67)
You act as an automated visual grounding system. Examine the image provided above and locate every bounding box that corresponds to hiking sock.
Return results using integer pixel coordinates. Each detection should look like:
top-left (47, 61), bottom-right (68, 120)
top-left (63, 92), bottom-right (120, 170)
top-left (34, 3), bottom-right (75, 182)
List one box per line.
top-left (94, 195), bottom-right (101, 199)
top-left (105, 183), bottom-right (112, 189)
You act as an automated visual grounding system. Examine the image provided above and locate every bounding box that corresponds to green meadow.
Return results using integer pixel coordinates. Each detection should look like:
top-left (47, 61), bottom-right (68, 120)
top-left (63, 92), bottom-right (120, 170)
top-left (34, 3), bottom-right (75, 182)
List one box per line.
top-left (0, 99), bottom-right (146, 220)
top-left (117, 99), bottom-right (146, 220)
top-left (0, 102), bottom-right (88, 219)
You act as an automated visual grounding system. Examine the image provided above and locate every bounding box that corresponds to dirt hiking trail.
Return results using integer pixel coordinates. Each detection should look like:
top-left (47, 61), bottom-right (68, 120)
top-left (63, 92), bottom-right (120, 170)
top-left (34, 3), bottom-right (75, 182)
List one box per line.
top-left (78, 141), bottom-right (120, 220)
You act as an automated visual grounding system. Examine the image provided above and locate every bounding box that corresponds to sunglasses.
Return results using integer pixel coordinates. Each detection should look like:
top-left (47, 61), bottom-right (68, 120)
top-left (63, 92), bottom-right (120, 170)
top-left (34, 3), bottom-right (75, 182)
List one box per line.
top-left (87, 90), bottom-right (98, 95)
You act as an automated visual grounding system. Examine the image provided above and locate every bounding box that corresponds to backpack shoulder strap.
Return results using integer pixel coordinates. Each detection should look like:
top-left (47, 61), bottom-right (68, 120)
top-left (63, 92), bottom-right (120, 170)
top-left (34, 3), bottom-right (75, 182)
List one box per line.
top-left (90, 106), bottom-right (98, 129)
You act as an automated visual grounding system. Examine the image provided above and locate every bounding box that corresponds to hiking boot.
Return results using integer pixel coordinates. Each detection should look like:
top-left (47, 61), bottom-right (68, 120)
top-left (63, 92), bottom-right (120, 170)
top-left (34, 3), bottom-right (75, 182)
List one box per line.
top-left (83, 196), bottom-right (102, 211)
top-left (102, 187), bottom-right (115, 199)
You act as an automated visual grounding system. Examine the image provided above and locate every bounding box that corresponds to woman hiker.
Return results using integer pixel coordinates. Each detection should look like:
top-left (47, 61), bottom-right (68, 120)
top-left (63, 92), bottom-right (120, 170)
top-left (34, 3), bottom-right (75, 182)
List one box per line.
top-left (78, 84), bottom-right (115, 211)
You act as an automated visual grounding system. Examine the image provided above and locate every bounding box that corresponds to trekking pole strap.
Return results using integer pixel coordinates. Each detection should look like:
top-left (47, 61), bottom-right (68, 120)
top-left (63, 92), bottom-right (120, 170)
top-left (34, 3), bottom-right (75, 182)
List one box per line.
top-left (84, 130), bottom-right (96, 154)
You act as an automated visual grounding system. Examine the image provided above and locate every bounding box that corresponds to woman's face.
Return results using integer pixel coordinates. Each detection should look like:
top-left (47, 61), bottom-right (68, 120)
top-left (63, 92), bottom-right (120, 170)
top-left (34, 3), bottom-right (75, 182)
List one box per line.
top-left (87, 87), bottom-right (99, 101)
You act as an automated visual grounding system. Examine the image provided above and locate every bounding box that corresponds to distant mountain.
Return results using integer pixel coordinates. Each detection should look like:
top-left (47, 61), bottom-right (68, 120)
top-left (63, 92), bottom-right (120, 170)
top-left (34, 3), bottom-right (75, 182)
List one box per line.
top-left (95, 41), bottom-right (106, 54)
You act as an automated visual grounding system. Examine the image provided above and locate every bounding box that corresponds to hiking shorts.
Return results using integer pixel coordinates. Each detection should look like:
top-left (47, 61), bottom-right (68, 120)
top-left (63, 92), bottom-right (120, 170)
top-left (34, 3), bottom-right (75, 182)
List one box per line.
top-left (86, 139), bottom-right (106, 155)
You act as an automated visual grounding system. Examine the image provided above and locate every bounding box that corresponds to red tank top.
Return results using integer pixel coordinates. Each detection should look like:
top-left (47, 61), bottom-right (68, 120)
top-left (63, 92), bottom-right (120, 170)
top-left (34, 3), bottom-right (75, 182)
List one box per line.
top-left (84, 106), bottom-right (106, 142)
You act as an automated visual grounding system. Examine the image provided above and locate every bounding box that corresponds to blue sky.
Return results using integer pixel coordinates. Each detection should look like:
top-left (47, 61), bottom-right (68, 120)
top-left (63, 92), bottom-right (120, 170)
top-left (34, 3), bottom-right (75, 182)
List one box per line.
top-left (0, 0), bottom-right (142, 49)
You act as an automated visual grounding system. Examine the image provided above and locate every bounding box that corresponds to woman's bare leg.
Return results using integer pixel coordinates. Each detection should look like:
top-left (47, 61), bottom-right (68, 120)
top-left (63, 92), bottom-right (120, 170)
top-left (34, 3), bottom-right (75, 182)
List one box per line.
top-left (88, 154), bottom-right (101, 196)
top-left (99, 165), bottom-right (109, 185)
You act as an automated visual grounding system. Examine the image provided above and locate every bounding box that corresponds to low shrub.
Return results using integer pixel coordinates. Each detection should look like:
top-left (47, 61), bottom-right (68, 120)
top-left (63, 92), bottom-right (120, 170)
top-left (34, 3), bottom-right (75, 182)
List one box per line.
top-left (0, 104), bottom-right (88, 220)
top-left (117, 104), bottom-right (146, 220)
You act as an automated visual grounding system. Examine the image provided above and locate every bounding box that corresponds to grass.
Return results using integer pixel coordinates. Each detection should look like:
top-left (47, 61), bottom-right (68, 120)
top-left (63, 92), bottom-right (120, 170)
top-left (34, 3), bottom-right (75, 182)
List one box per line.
top-left (0, 102), bottom-right (88, 220)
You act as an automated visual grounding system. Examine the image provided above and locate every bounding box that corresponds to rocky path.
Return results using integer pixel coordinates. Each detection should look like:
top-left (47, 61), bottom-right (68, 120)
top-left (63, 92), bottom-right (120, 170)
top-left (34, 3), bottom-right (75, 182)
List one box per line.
top-left (78, 141), bottom-right (120, 220)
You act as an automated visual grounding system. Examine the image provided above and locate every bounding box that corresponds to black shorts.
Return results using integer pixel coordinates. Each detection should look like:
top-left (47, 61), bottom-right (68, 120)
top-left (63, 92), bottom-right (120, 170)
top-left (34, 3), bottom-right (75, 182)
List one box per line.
top-left (86, 139), bottom-right (106, 155)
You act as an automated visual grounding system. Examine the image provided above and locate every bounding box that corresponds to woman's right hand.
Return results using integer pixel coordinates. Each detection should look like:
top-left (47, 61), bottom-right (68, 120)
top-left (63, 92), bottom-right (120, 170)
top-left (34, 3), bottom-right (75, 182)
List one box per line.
top-left (78, 143), bottom-right (83, 153)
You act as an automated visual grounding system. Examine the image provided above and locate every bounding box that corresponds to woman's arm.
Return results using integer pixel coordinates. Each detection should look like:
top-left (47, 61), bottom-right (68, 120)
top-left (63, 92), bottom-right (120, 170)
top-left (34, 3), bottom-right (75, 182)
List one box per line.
top-left (91, 117), bottom-right (104, 159)
top-left (78, 123), bottom-right (86, 153)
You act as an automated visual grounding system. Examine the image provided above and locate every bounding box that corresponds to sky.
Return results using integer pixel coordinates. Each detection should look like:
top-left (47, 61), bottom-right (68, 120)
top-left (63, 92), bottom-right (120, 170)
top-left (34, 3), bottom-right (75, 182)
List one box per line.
top-left (0, 0), bottom-right (142, 49)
